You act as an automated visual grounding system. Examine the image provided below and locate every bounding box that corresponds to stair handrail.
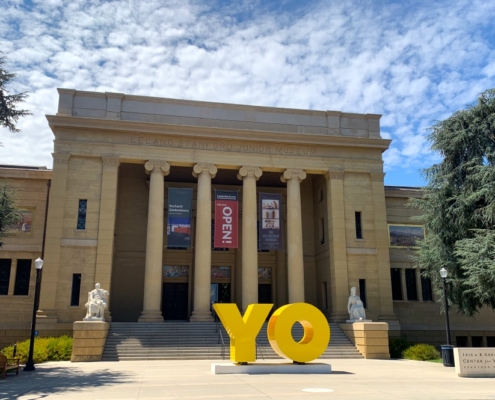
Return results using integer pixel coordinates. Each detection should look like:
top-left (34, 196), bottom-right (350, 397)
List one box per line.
top-left (216, 320), bottom-right (226, 360)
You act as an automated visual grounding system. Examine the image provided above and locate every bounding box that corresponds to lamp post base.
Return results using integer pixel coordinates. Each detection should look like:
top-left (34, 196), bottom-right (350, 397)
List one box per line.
top-left (24, 359), bottom-right (36, 371)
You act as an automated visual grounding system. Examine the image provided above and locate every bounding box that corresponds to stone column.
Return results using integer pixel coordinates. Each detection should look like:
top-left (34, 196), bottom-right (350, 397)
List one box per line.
top-left (281, 169), bottom-right (306, 303)
top-left (325, 170), bottom-right (350, 321)
top-left (94, 156), bottom-right (120, 321)
top-left (139, 160), bottom-right (170, 322)
top-left (238, 166), bottom-right (262, 311)
top-left (190, 163), bottom-right (217, 322)
top-left (37, 153), bottom-right (70, 324)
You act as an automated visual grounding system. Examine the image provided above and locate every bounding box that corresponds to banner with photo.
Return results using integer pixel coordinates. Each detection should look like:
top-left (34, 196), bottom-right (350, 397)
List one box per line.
top-left (214, 190), bottom-right (238, 248)
top-left (259, 192), bottom-right (282, 250)
top-left (167, 188), bottom-right (193, 248)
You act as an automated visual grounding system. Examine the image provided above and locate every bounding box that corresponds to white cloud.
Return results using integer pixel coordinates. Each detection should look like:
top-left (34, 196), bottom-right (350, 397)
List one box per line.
top-left (0, 0), bottom-right (494, 186)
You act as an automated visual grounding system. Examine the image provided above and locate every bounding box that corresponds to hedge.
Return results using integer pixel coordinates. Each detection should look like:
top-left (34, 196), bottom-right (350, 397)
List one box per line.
top-left (0, 336), bottom-right (73, 364)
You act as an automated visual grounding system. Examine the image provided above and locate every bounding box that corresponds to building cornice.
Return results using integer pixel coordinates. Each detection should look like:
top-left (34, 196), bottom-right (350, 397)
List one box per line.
top-left (46, 115), bottom-right (392, 152)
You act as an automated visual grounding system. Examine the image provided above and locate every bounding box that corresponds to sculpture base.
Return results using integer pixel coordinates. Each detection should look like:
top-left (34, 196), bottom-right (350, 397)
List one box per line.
top-left (83, 317), bottom-right (105, 322)
top-left (211, 363), bottom-right (331, 375)
top-left (346, 319), bottom-right (372, 323)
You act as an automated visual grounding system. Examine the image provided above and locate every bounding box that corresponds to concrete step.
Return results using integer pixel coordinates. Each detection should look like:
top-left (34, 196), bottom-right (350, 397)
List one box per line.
top-left (102, 322), bottom-right (363, 361)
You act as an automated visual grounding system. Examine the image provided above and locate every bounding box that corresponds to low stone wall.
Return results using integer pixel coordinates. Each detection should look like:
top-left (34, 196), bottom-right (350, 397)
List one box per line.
top-left (339, 322), bottom-right (390, 359)
top-left (0, 322), bottom-right (73, 348)
top-left (71, 321), bottom-right (110, 362)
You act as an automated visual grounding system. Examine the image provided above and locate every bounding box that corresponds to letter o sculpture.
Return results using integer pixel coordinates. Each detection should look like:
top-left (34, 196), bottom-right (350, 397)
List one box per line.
top-left (267, 303), bottom-right (330, 363)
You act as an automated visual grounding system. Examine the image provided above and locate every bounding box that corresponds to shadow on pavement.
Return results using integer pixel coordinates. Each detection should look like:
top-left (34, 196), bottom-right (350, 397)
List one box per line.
top-left (0, 364), bottom-right (135, 400)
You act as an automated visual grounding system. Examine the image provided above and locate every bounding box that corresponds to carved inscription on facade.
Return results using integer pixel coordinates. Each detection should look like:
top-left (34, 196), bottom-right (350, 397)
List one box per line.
top-left (130, 136), bottom-right (317, 156)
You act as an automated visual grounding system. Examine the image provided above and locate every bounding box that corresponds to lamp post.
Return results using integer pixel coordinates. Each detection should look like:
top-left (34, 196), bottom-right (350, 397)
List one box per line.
top-left (24, 257), bottom-right (43, 371)
top-left (439, 267), bottom-right (454, 367)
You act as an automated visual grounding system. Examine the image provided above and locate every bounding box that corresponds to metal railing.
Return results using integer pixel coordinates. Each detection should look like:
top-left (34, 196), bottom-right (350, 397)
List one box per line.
top-left (216, 320), bottom-right (226, 360)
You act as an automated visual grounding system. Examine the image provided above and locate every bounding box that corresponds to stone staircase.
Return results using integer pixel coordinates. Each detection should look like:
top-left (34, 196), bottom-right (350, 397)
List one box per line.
top-left (102, 322), bottom-right (363, 361)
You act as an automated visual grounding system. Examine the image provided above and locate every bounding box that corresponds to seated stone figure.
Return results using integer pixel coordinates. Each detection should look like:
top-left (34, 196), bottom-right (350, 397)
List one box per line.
top-left (347, 286), bottom-right (367, 321)
top-left (84, 283), bottom-right (109, 321)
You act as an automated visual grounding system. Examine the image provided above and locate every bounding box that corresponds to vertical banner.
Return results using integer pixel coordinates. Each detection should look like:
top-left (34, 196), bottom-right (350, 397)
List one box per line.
top-left (214, 190), bottom-right (239, 248)
top-left (259, 192), bottom-right (282, 250)
top-left (167, 188), bottom-right (193, 248)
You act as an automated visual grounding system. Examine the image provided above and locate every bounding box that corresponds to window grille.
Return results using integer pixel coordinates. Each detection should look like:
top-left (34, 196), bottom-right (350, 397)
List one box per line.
top-left (77, 199), bottom-right (87, 229)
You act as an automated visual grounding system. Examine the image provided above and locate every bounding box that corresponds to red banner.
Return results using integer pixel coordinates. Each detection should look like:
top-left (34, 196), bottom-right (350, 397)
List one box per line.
top-left (214, 190), bottom-right (238, 248)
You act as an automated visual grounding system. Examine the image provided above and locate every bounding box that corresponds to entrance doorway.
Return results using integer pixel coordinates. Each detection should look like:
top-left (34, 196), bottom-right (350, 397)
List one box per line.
top-left (258, 284), bottom-right (272, 303)
top-left (162, 283), bottom-right (188, 320)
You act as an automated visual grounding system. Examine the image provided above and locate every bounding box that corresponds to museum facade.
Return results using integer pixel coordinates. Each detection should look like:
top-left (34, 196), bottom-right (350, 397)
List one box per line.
top-left (0, 89), bottom-right (494, 348)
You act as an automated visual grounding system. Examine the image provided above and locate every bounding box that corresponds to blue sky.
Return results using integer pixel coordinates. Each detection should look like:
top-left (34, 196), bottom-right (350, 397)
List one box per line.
top-left (1, 0), bottom-right (495, 186)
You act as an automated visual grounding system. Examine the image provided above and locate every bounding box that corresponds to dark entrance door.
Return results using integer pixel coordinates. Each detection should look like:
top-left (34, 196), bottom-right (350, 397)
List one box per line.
top-left (162, 283), bottom-right (188, 320)
top-left (258, 284), bottom-right (272, 303)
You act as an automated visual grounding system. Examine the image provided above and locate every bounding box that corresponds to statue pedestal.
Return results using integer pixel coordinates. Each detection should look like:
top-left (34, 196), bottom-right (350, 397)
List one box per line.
top-left (211, 363), bottom-right (331, 375)
top-left (83, 317), bottom-right (105, 322)
top-left (339, 322), bottom-right (390, 359)
top-left (71, 321), bottom-right (110, 362)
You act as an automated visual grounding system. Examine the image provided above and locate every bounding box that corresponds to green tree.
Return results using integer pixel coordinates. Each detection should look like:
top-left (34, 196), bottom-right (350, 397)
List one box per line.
top-left (411, 89), bottom-right (495, 315)
top-left (0, 183), bottom-right (21, 248)
top-left (0, 54), bottom-right (30, 134)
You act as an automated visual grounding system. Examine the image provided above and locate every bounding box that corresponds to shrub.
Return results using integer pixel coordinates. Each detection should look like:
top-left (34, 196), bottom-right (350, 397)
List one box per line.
top-left (402, 343), bottom-right (440, 361)
top-left (389, 337), bottom-right (413, 359)
top-left (0, 336), bottom-right (73, 364)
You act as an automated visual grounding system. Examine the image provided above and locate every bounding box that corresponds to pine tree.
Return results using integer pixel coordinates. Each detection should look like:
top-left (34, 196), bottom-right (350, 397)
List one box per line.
top-left (0, 54), bottom-right (30, 134)
top-left (0, 183), bottom-right (22, 247)
top-left (411, 89), bottom-right (495, 315)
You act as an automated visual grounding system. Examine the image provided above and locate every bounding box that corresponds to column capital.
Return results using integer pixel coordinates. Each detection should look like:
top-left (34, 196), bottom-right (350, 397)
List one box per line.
top-left (193, 163), bottom-right (217, 178)
top-left (370, 172), bottom-right (385, 182)
top-left (52, 153), bottom-right (70, 165)
top-left (144, 160), bottom-right (170, 176)
top-left (101, 155), bottom-right (120, 168)
top-left (324, 170), bottom-right (344, 180)
top-left (281, 168), bottom-right (306, 183)
top-left (237, 166), bottom-right (262, 181)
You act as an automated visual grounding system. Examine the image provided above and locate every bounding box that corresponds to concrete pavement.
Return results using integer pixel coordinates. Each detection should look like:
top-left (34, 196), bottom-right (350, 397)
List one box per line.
top-left (0, 358), bottom-right (493, 400)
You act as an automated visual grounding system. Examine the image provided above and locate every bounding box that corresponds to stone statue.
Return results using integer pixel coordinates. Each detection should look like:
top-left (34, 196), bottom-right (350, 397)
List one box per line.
top-left (84, 283), bottom-right (109, 321)
top-left (347, 287), bottom-right (368, 322)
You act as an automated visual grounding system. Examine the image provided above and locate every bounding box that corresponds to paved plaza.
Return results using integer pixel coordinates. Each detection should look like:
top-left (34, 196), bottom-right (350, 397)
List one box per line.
top-left (0, 358), bottom-right (493, 400)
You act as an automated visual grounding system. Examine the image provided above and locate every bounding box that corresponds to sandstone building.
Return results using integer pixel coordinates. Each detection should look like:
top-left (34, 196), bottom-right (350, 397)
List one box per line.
top-left (0, 89), bottom-right (494, 349)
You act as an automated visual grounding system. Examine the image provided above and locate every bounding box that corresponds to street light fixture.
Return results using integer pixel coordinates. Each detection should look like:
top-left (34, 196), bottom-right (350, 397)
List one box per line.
top-left (24, 257), bottom-right (43, 371)
top-left (439, 267), bottom-right (454, 367)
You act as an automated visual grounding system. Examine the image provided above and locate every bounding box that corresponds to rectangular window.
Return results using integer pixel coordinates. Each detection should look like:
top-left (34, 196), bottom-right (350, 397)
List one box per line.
top-left (487, 337), bottom-right (495, 347)
top-left (420, 269), bottom-right (433, 301)
top-left (355, 212), bottom-right (363, 239)
top-left (471, 336), bottom-right (483, 347)
top-left (77, 199), bottom-right (87, 229)
top-left (323, 282), bottom-right (328, 310)
top-left (319, 189), bottom-right (324, 203)
top-left (390, 268), bottom-right (402, 300)
top-left (14, 259), bottom-right (31, 296)
top-left (359, 279), bottom-right (367, 308)
top-left (405, 269), bottom-right (418, 301)
top-left (320, 218), bottom-right (325, 244)
top-left (70, 274), bottom-right (82, 306)
top-left (456, 336), bottom-right (468, 347)
top-left (0, 259), bottom-right (12, 295)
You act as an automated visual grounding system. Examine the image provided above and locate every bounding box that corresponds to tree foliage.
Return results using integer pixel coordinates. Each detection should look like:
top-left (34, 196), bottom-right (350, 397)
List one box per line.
top-left (0, 54), bottom-right (30, 133)
top-left (411, 89), bottom-right (495, 315)
top-left (0, 183), bottom-right (22, 248)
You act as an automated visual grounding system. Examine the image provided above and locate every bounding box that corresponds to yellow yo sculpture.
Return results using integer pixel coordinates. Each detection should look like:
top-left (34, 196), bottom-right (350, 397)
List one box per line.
top-left (213, 302), bottom-right (331, 364)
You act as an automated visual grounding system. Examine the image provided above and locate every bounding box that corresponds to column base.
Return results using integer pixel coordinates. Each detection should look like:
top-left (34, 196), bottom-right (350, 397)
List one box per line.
top-left (36, 309), bottom-right (59, 324)
top-left (190, 310), bottom-right (214, 322)
top-left (138, 310), bottom-right (164, 322)
top-left (328, 312), bottom-right (349, 323)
